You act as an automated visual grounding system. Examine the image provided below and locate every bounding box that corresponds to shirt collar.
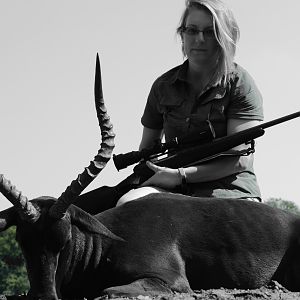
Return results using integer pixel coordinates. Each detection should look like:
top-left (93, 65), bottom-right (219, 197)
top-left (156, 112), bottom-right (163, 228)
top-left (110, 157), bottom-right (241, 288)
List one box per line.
top-left (170, 60), bottom-right (226, 102)
top-left (169, 60), bottom-right (189, 84)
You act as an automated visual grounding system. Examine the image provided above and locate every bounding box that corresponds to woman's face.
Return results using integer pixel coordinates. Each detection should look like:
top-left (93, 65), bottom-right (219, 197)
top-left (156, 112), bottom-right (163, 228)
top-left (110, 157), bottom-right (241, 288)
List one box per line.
top-left (182, 7), bottom-right (219, 67)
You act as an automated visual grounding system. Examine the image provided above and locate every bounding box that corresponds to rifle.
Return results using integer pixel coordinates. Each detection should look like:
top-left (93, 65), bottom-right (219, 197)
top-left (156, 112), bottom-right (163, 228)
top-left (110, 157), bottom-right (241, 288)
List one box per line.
top-left (75, 110), bottom-right (300, 214)
top-left (113, 111), bottom-right (300, 185)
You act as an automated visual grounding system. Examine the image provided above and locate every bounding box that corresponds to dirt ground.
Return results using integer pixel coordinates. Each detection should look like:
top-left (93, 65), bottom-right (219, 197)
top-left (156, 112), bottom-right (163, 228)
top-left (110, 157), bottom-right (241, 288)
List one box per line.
top-left (109, 282), bottom-right (300, 300)
top-left (2, 281), bottom-right (300, 299)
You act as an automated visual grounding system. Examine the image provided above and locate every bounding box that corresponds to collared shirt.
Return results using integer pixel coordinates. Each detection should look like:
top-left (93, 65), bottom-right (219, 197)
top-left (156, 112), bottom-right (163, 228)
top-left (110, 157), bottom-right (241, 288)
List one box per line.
top-left (141, 60), bottom-right (264, 199)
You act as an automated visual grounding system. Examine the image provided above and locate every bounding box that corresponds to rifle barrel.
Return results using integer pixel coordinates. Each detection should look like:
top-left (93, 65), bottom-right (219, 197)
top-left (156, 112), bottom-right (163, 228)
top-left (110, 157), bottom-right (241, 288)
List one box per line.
top-left (261, 111), bottom-right (300, 130)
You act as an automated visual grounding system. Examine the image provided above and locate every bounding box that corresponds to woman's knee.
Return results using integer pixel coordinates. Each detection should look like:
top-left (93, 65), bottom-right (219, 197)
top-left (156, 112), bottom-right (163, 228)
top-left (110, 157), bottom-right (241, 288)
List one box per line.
top-left (116, 186), bottom-right (165, 206)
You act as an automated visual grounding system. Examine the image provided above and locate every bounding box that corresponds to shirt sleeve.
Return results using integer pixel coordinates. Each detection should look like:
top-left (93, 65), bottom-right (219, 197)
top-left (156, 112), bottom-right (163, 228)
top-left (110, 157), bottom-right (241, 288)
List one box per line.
top-left (141, 80), bottom-right (164, 129)
top-left (227, 66), bottom-right (264, 121)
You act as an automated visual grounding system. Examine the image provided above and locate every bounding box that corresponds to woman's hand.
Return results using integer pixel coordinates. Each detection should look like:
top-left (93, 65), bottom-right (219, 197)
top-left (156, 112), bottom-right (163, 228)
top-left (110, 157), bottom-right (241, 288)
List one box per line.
top-left (140, 161), bottom-right (181, 189)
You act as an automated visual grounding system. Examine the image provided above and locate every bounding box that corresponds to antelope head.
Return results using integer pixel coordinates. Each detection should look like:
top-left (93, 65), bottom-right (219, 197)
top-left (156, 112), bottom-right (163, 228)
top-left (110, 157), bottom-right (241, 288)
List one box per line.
top-left (0, 54), bottom-right (116, 300)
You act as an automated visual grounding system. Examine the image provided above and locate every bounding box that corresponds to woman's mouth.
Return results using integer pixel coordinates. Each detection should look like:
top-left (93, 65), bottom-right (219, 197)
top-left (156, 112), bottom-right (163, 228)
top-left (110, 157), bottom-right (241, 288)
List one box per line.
top-left (191, 48), bottom-right (207, 52)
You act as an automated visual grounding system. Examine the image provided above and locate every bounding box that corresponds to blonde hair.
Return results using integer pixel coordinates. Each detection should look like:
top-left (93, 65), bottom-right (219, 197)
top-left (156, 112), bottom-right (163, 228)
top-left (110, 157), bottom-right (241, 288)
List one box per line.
top-left (177, 0), bottom-right (240, 85)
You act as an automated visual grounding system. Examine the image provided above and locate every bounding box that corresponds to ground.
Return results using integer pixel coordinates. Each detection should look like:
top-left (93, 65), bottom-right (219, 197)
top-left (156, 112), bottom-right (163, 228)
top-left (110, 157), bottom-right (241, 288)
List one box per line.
top-left (1, 282), bottom-right (300, 300)
top-left (102, 282), bottom-right (300, 300)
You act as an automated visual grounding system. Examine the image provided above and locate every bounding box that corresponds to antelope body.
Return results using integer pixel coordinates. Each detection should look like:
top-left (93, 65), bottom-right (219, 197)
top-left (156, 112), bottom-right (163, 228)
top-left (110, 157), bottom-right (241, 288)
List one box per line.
top-left (1, 56), bottom-right (300, 299)
top-left (3, 193), bottom-right (300, 299)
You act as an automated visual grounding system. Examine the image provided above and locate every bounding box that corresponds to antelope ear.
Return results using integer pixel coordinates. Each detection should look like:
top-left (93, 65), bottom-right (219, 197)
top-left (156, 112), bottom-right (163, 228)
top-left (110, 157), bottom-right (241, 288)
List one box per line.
top-left (0, 207), bottom-right (18, 232)
top-left (68, 205), bottom-right (123, 241)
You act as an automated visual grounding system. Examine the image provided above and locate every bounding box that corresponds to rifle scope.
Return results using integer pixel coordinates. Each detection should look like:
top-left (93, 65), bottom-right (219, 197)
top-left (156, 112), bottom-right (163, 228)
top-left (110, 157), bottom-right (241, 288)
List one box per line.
top-left (113, 122), bottom-right (215, 171)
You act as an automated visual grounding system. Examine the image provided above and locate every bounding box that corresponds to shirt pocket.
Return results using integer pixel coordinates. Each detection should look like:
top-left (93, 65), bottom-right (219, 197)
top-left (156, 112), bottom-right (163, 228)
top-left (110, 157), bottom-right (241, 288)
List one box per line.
top-left (159, 96), bottom-right (188, 139)
top-left (209, 100), bottom-right (228, 137)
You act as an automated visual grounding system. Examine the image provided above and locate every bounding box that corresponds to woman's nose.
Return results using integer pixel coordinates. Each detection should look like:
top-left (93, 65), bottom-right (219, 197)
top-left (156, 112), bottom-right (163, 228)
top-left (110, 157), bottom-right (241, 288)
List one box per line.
top-left (195, 31), bottom-right (205, 43)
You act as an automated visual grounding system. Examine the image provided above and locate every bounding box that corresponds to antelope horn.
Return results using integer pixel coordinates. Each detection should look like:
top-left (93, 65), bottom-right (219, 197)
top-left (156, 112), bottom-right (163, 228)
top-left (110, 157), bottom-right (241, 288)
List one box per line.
top-left (49, 54), bottom-right (115, 219)
top-left (0, 174), bottom-right (40, 222)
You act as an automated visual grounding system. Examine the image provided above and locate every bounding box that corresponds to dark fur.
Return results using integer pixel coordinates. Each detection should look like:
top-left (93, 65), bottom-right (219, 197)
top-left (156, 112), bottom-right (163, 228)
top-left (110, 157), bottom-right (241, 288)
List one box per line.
top-left (1, 194), bottom-right (300, 299)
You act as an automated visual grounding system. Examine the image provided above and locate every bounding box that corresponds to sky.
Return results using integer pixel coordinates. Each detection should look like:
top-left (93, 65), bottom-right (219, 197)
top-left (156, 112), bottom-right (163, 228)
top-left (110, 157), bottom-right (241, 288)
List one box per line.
top-left (0, 0), bottom-right (299, 211)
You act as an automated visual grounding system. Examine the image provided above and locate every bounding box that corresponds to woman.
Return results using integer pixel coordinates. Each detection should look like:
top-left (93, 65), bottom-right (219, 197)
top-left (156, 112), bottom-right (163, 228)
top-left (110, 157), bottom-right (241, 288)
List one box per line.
top-left (117, 0), bottom-right (263, 206)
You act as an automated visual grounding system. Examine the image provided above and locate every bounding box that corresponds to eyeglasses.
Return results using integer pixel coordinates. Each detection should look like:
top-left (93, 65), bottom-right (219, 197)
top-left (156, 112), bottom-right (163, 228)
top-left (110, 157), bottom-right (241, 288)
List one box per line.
top-left (181, 26), bottom-right (215, 40)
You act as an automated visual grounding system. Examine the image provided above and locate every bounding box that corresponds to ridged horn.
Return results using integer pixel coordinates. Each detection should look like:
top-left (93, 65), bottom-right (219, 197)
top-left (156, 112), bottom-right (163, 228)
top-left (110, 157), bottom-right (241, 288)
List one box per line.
top-left (0, 174), bottom-right (40, 222)
top-left (49, 54), bottom-right (115, 219)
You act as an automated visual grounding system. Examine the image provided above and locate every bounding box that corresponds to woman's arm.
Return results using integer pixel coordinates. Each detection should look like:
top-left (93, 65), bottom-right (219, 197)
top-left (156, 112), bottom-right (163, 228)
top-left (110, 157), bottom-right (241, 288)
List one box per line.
top-left (183, 118), bottom-right (258, 183)
top-left (139, 126), bottom-right (163, 150)
top-left (141, 118), bottom-right (261, 189)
